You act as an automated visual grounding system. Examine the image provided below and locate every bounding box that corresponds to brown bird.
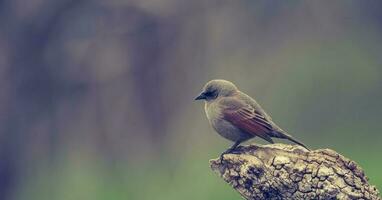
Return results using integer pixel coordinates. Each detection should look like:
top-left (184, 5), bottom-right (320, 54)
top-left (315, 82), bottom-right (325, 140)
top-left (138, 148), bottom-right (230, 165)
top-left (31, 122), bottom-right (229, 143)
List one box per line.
top-left (195, 79), bottom-right (309, 157)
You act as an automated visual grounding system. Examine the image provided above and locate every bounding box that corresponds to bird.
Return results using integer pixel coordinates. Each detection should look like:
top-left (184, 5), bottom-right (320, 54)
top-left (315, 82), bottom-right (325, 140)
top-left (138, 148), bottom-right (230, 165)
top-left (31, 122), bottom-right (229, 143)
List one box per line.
top-left (195, 79), bottom-right (309, 158)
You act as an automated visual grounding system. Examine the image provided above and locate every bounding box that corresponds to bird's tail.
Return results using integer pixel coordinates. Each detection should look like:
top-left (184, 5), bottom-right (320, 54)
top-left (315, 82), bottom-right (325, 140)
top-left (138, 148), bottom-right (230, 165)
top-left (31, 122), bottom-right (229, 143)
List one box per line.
top-left (272, 130), bottom-right (310, 151)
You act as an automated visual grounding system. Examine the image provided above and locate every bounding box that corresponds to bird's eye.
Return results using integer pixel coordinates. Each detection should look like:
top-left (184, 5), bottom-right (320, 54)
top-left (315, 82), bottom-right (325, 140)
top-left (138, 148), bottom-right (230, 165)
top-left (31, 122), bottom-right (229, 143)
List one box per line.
top-left (204, 89), bottom-right (217, 98)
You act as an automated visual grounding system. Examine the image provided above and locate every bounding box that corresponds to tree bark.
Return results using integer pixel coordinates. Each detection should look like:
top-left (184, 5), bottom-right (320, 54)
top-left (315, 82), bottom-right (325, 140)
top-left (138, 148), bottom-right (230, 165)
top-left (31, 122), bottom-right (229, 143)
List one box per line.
top-left (210, 144), bottom-right (380, 200)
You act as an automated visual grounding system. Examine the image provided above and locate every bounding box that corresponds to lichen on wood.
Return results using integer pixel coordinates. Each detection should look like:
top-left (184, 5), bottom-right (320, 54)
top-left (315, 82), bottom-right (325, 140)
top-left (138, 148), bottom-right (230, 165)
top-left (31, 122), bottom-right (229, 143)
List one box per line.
top-left (210, 144), bottom-right (380, 200)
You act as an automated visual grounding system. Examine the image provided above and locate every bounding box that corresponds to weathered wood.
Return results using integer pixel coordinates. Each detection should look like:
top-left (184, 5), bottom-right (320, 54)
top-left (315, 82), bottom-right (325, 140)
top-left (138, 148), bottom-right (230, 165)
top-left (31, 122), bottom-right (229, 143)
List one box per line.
top-left (210, 144), bottom-right (380, 200)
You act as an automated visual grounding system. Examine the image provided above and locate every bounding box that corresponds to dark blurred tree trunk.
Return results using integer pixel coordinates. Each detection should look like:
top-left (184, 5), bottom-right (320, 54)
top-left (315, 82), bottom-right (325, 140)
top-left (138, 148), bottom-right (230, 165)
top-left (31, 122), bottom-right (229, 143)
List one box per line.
top-left (0, 1), bottom-right (84, 199)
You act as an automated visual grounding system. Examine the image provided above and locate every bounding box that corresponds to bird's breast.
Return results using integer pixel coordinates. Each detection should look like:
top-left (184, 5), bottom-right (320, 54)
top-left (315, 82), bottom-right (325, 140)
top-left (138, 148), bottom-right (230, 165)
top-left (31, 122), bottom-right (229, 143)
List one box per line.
top-left (204, 101), bottom-right (252, 142)
top-left (204, 102), bottom-right (219, 122)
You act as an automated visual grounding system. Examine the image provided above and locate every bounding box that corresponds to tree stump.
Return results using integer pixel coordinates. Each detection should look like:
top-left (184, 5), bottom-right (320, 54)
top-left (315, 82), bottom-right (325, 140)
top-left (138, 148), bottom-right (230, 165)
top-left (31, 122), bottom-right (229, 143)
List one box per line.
top-left (210, 144), bottom-right (380, 200)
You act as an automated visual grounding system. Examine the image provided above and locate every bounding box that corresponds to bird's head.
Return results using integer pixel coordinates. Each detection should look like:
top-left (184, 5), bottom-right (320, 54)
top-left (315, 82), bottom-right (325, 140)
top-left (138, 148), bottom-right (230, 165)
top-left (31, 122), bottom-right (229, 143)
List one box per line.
top-left (195, 79), bottom-right (238, 101)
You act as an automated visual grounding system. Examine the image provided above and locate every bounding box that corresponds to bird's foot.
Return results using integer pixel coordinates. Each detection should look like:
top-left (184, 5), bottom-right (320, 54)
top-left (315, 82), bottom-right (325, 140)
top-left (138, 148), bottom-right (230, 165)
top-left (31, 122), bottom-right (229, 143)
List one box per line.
top-left (219, 146), bottom-right (240, 162)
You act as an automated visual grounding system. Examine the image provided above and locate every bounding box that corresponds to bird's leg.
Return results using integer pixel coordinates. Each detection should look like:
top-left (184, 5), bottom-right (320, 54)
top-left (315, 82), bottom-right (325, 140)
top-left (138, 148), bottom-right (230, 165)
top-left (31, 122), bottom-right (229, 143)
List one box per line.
top-left (220, 141), bottom-right (242, 161)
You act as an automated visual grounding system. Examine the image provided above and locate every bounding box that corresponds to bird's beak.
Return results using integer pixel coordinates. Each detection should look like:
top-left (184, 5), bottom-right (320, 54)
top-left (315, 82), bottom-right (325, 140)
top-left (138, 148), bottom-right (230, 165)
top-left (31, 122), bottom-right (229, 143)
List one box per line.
top-left (194, 92), bottom-right (206, 100)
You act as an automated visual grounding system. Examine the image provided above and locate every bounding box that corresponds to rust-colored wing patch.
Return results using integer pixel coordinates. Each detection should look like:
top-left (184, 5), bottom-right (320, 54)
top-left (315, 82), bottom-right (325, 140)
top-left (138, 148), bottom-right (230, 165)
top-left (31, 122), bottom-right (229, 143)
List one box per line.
top-left (223, 106), bottom-right (274, 143)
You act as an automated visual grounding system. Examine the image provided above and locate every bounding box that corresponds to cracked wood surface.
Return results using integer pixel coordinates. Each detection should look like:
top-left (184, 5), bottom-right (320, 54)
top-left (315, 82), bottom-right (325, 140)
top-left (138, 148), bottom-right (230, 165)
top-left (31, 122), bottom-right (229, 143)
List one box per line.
top-left (210, 144), bottom-right (380, 200)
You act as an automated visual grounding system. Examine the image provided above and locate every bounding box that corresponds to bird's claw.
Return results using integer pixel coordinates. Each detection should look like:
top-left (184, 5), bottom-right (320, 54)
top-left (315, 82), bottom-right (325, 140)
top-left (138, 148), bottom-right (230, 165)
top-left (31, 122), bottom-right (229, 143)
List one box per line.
top-left (219, 147), bottom-right (239, 162)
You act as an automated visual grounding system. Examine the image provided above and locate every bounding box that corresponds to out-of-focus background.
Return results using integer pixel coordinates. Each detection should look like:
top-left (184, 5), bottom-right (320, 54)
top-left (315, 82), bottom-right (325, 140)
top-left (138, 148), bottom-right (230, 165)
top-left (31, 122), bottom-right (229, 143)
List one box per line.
top-left (0, 1), bottom-right (381, 199)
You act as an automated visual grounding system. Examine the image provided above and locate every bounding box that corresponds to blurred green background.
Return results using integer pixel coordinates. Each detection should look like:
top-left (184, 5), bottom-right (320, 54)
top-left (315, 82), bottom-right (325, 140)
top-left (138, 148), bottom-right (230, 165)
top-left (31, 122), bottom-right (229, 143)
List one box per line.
top-left (0, 1), bottom-right (381, 200)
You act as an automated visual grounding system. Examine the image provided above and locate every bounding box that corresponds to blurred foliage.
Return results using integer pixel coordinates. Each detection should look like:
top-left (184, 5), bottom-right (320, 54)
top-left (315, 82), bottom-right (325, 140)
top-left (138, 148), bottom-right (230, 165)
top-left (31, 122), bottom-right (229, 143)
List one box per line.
top-left (0, 0), bottom-right (381, 200)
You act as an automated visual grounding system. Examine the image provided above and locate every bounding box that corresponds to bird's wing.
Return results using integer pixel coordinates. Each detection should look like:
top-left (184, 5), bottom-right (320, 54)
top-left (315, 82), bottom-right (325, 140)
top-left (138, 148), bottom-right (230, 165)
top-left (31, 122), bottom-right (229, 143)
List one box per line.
top-left (239, 91), bottom-right (274, 121)
top-left (221, 99), bottom-right (274, 143)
